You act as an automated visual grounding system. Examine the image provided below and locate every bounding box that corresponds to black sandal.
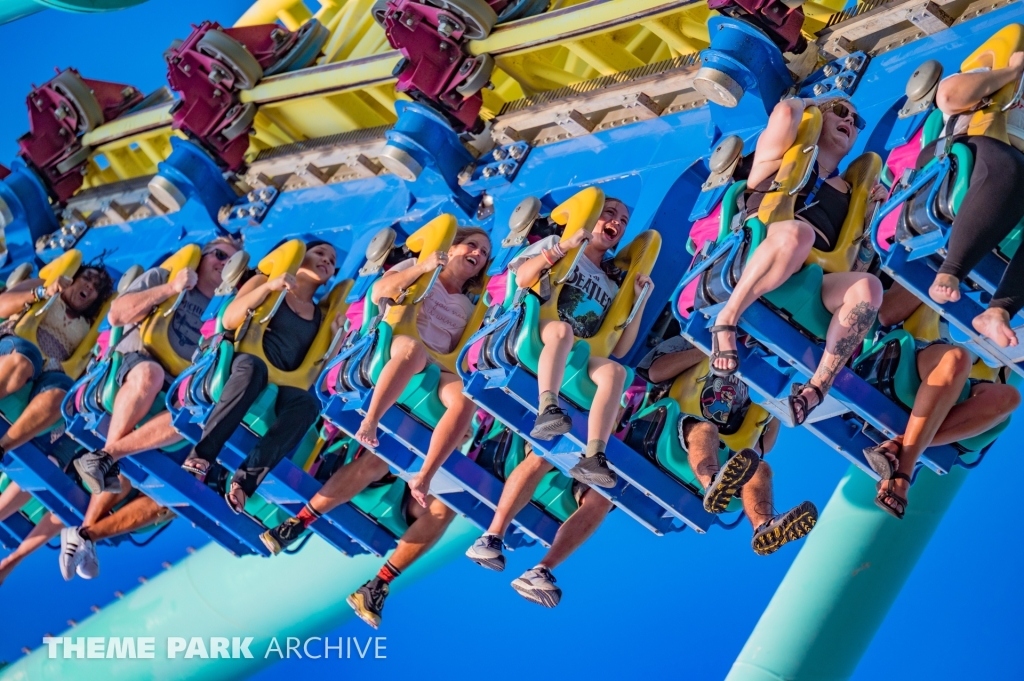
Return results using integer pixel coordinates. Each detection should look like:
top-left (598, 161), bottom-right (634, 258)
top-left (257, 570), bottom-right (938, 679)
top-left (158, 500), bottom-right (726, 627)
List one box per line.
top-left (863, 439), bottom-right (901, 480)
top-left (709, 325), bottom-right (740, 377)
top-left (788, 382), bottom-right (823, 426)
top-left (874, 472), bottom-right (910, 520)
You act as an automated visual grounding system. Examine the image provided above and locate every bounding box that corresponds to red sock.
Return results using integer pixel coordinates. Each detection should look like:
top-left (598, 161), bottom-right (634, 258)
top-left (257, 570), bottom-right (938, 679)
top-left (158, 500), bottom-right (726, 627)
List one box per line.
top-left (296, 503), bottom-right (320, 529)
top-left (376, 561), bottom-right (401, 584)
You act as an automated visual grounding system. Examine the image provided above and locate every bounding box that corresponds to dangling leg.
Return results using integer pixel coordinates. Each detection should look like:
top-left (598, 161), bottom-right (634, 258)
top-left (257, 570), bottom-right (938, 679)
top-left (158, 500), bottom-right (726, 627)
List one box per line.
top-left (408, 372), bottom-right (476, 507)
top-left (356, 335), bottom-right (428, 449)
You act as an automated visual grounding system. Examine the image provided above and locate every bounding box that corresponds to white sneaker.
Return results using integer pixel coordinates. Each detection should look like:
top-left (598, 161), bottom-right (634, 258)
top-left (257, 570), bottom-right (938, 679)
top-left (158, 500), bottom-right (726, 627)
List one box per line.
top-left (76, 539), bottom-right (99, 579)
top-left (59, 527), bottom-right (83, 581)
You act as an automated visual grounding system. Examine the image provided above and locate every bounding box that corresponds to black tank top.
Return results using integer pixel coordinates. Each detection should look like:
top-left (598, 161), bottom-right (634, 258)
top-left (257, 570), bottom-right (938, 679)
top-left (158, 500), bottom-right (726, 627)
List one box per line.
top-left (745, 166), bottom-right (851, 252)
top-left (261, 298), bottom-right (323, 372)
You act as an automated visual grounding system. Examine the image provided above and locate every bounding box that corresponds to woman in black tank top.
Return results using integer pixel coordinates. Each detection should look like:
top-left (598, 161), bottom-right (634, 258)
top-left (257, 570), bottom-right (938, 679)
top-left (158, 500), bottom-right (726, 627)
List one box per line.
top-left (708, 97), bottom-right (885, 426)
top-left (182, 241), bottom-right (344, 512)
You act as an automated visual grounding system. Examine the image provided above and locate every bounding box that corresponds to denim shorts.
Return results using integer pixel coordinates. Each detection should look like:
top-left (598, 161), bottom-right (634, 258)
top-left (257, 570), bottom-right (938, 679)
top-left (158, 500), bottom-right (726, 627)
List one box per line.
top-left (0, 335), bottom-right (43, 382)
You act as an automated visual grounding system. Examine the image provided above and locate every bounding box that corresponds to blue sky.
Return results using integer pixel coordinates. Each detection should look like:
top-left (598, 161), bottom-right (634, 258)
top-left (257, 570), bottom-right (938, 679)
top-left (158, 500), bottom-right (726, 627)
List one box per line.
top-left (0, 2), bottom-right (1022, 679)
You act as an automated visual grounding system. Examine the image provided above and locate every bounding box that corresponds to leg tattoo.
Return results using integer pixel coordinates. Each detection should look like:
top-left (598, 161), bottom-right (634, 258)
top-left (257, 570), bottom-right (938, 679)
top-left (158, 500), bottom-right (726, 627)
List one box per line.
top-left (812, 302), bottom-right (878, 393)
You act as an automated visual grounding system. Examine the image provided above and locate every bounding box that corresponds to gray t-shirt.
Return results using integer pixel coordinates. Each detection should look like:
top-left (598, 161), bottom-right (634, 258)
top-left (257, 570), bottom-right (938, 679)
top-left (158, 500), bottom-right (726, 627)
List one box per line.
top-left (116, 267), bottom-right (210, 360)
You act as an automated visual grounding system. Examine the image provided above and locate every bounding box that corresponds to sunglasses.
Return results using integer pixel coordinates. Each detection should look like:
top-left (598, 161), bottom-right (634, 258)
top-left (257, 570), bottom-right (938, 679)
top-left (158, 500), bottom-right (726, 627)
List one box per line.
top-left (204, 248), bottom-right (232, 262)
top-left (822, 101), bottom-right (867, 131)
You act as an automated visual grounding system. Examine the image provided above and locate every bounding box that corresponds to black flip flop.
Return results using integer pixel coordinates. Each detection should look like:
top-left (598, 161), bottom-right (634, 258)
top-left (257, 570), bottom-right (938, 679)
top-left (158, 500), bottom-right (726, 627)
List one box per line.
top-left (874, 472), bottom-right (910, 520)
top-left (863, 439), bottom-right (901, 480)
top-left (788, 382), bottom-right (824, 426)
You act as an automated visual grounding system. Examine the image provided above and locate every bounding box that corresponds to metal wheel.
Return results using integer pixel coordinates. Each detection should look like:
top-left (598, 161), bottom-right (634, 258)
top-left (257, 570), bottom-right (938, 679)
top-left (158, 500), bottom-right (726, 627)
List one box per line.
top-left (423, 0), bottom-right (497, 40)
top-left (55, 145), bottom-right (93, 175)
top-left (220, 102), bottom-right (258, 141)
top-left (6, 263), bottom-right (34, 289)
top-left (378, 145), bottom-right (422, 182)
top-left (215, 251), bottom-right (250, 295)
top-left (371, 0), bottom-right (390, 26)
top-left (117, 264), bottom-right (144, 294)
top-left (264, 19), bottom-right (331, 76)
top-left (505, 195), bottom-right (539, 246)
top-left (51, 70), bottom-right (104, 133)
top-left (693, 66), bottom-right (743, 108)
top-left (455, 52), bottom-right (494, 96)
top-left (196, 29), bottom-right (264, 90)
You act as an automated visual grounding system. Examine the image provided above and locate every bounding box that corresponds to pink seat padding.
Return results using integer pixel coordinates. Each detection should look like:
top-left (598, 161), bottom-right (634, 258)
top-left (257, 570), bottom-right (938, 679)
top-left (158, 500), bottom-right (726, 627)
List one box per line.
top-left (346, 298), bottom-right (365, 332)
top-left (200, 318), bottom-right (217, 340)
top-left (877, 128), bottom-right (924, 251)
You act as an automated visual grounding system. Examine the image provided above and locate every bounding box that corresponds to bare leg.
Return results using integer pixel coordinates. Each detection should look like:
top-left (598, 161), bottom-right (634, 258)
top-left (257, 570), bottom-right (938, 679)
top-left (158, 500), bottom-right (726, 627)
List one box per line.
top-left (537, 320), bottom-right (574, 395)
top-left (308, 452), bottom-right (390, 515)
top-left (0, 354), bottom-right (34, 401)
top-left (0, 480), bottom-right (31, 523)
top-left (408, 372), bottom-right (476, 507)
top-left (930, 382), bottom-right (1020, 446)
top-left (105, 412), bottom-right (182, 461)
top-left (712, 220), bottom-right (816, 372)
top-left (86, 495), bottom-right (174, 542)
top-left (740, 460), bottom-right (774, 530)
top-left (83, 478), bottom-right (133, 527)
top-left (972, 307), bottom-right (1018, 348)
top-left (586, 356), bottom-right (627, 444)
top-left (683, 419), bottom-right (722, 490)
top-left (646, 348), bottom-right (708, 384)
top-left (486, 451), bottom-right (553, 536)
top-left (387, 496), bottom-right (455, 571)
top-left (0, 389), bottom-right (65, 452)
top-left (105, 361), bottom-right (164, 450)
top-left (538, 489), bottom-right (612, 570)
top-left (0, 512), bottom-right (62, 586)
top-left (796, 272), bottom-right (883, 417)
top-left (356, 335), bottom-right (428, 449)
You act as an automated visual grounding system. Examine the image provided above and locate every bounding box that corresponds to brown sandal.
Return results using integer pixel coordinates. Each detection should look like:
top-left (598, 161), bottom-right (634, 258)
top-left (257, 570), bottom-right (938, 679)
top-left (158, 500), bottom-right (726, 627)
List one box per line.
top-left (863, 439), bottom-right (901, 480)
top-left (874, 472), bottom-right (910, 520)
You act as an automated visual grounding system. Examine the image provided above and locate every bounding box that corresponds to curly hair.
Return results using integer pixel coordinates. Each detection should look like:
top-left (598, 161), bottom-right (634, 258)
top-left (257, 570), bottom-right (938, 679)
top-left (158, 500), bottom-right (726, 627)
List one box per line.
top-left (73, 266), bottom-right (115, 323)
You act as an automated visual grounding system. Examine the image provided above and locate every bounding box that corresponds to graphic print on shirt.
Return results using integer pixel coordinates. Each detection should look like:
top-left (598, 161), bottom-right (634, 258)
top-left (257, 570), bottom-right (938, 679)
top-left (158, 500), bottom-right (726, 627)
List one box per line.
top-left (700, 374), bottom-right (750, 435)
top-left (556, 255), bottom-right (619, 338)
top-left (169, 291), bottom-right (208, 359)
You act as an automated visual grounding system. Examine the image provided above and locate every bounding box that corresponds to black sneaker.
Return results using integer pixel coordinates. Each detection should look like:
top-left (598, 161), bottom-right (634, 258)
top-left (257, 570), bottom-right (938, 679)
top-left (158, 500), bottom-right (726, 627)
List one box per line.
top-left (752, 501), bottom-right (818, 556)
top-left (347, 577), bottom-right (389, 629)
top-left (530, 405), bottom-right (573, 441)
top-left (568, 452), bottom-right (617, 488)
top-left (73, 451), bottom-right (122, 494)
top-left (703, 448), bottom-right (760, 514)
top-left (260, 516), bottom-right (306, 555)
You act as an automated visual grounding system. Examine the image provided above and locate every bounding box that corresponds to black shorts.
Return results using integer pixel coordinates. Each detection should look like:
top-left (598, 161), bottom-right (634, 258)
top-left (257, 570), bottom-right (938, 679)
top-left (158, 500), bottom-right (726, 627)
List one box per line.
top-left (115, 351), bottom-right (172, 390)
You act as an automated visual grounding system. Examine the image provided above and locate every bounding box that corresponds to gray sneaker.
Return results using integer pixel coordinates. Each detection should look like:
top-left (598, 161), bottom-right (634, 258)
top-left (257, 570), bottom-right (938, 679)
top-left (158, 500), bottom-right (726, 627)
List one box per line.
top-left (74, 451), bottom-right (121, 494)
top-left (568, 453), bottom-right (617, 488)
top-left (465, 533), bottom-right (506, 572)
top-left (511, 566), bottom-right (562, 608)
top-left (703, 448), bottom-right (760, 514)
top-left (59, 527), bottom-right (82, 581)
top-left (530, 405), bottom-right (573, 441)
top-left (76, 538), bottom-right (99, 579)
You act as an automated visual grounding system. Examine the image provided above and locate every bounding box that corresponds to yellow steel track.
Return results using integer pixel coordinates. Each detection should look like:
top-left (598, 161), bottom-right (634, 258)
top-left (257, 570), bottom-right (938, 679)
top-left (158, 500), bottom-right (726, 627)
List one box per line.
top-left (78, 0), bottom-right (847, 191)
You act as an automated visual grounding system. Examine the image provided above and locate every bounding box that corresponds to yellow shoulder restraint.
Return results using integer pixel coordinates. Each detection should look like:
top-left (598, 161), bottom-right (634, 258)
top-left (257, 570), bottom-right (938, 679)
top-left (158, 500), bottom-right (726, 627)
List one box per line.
top-left (138, 244), bottom-right (202, 378)
top-left (960, 23), bottom-right (1024, 143)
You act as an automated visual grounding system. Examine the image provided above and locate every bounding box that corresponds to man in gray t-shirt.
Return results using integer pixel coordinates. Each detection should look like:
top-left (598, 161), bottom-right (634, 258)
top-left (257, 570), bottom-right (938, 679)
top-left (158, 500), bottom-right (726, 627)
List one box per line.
top-left (71, 237), bottom-right (240, 498)
top-left (116, 267), bottom-right (211, 361)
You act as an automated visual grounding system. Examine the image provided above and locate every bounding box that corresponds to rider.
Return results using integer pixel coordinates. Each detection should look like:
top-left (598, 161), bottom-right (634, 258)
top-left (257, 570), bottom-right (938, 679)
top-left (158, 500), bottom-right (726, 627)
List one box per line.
top-left (512, 198), bottom-right (653, 488)
top-left (864, 284), bottom-right (1021, 518)
top-left (708, 96), bottom-right (885, 426)
top-left (635, 335), bottom-right (815, 554)
top-left (351, 227), bottom-right (491, 506)
top-left (181, 241), bottom-right (343, 512)
top-left (924, 50), bottom-right (1024, 348)
top-left (0, 264), bottom-right (113, 462)
top-left (71, 236), bottom-right (240, 494)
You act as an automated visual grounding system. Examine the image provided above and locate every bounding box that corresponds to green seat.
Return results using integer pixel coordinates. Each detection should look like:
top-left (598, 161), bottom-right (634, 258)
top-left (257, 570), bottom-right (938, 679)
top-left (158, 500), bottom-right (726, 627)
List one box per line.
top-left (0, 472), bottom-right (47, 524)
top-left (629, 399), bottom-right (743, 513)
top-left (853, 329), bottom-right (1010, 452)
top-left (324, 436), bottom-right (409, 538)
top-left (498, 428), bottom-right (578, 523)
top-left (762, 263), bottom-right (834, 340)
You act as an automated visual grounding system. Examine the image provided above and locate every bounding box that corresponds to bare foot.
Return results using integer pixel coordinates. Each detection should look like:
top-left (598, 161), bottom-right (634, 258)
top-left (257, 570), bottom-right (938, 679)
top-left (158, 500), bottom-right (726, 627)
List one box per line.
top-left (354, 419), bottom-right (379, 449)
top-left (973, 307), bottom-right (1019, 348)
top-left (408, 473), bottom-right (430, 508)
top-left (929, 273), bottom-right (961, 304)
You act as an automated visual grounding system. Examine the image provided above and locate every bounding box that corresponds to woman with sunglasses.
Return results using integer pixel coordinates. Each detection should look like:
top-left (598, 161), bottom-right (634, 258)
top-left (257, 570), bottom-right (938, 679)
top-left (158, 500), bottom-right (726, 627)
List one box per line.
top-left (708, 96), bottom-right (886, 425)
top-left (181, 240), bottom-right (344, 513)
top-left (924, 50), bottom-right (1024, 349)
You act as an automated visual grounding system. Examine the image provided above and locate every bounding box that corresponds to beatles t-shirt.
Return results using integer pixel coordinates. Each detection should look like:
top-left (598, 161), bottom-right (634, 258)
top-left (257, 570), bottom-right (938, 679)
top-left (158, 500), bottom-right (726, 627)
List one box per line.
top-left (511, 234), bottom-right (622, 339)
top-left (390, 258), bottom-right (474, 354)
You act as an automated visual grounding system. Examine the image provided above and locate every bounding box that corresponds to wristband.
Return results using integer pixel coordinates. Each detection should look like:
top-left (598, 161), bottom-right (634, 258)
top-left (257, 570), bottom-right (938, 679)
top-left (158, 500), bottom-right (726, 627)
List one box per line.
top-left (552, 242), bottom-right (565, 259)
top-left (33, 286), bottom-right (46, 303)
top-left (541, 249), bottom-right (556, 266)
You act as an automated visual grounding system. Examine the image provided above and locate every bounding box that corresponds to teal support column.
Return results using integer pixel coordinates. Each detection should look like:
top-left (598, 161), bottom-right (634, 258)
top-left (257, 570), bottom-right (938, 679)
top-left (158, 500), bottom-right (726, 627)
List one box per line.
top-left (0, 517), bottom-right (479, 680)
top-left (0, 0), bottom-right (44, 23)
top-left (727, 464), bottom-right (967, 681)
top-left (0, 0), bottom-right (149, 25)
